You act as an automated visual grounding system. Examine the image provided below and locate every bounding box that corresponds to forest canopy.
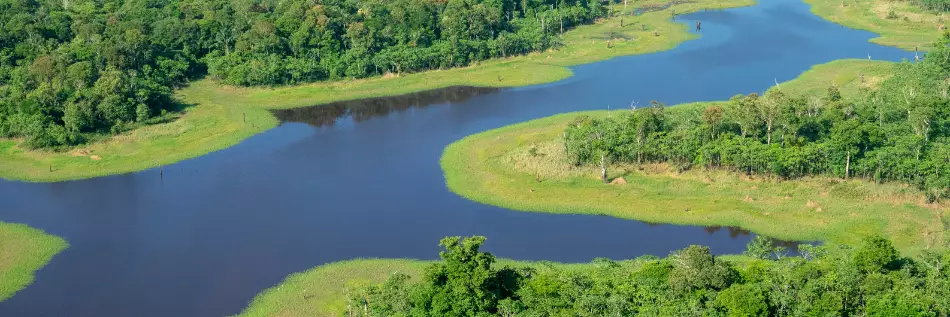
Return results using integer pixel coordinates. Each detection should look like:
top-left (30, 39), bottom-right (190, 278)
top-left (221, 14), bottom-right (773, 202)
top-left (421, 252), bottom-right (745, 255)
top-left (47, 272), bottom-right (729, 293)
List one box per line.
top-left (564, 35), bottom-right (950, 201)
top-left (346, 236), bottom-right (950, 316)
top-left (0, 0), bottom-right (605, 148)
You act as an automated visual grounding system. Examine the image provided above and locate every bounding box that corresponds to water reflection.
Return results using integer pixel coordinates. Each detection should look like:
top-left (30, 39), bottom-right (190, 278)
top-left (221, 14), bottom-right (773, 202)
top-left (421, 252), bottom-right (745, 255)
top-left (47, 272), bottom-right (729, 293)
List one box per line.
top-left (703, 225), bottom-right (750, 238)
top-left (273, 86), bottom-right (502, 127)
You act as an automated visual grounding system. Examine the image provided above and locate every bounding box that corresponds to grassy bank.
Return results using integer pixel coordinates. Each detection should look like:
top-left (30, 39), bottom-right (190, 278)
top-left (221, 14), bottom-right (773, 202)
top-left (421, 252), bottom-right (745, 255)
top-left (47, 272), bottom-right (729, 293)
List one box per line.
top-left (233, 259), bottom-right (430, 317)
top-left (804, 0), bottom-right (946, 50)
top-left (0, 0), bottom-right (754, 182)
top-left (0, 222), bottom-right (67, 301)
top-left (186, 0), bottom-right (755, 110)
top-left (441, 59), bottom-right (948, 254)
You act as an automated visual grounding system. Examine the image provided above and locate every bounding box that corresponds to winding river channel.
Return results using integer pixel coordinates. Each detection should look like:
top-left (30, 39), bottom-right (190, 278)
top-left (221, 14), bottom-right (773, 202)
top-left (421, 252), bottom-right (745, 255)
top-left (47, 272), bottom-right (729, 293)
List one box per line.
top-left (0, 0), bottom-right (915, 316)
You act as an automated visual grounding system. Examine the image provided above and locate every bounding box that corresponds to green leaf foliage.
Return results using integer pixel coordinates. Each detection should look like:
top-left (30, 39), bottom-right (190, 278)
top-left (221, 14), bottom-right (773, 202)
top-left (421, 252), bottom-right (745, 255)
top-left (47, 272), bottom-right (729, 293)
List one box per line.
top-left (346, 235), bottom-right (950, 316)
top-left (564, 36), bottom-right (950, 201)
top-left (0, 0), bottom-right (605, 148)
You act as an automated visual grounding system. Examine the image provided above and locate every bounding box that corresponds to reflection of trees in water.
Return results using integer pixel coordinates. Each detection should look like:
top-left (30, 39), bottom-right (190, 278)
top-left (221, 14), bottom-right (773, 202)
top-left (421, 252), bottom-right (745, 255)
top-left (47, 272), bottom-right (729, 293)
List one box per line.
top-left (704, 225), bottom-right (802, 250)
top-left (702, 226), bottom-right (750, 238)
top-left (272, 86), bottom-right (501, 127)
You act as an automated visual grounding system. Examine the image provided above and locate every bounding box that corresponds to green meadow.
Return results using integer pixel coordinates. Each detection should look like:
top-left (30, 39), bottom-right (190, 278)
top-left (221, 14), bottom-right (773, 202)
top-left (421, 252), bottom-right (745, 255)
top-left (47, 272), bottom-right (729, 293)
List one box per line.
top-left (0, 222), bottom-right (67, 302)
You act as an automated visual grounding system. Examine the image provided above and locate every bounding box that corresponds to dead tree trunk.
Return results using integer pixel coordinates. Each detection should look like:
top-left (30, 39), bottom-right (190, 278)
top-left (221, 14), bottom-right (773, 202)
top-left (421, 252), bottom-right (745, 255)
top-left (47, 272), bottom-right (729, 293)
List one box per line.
top-left (622, 0), bottom-right (628, 27)
top-left (845, 151), bottom-right (851, 180)
top-left (600, 154), bottom-right (608, 183)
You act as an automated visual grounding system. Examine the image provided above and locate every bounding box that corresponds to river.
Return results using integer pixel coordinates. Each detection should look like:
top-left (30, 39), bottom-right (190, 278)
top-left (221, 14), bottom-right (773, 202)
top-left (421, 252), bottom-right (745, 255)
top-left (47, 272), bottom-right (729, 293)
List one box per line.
top-left (0, 0), bottom-right (913, 316)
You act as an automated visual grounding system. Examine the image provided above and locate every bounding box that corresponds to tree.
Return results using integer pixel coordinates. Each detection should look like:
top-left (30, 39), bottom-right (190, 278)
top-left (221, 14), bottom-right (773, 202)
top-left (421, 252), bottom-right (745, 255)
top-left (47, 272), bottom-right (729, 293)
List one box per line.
top-left (669, 245), bottom-right (736, 293)
top-left (421, 236), bottom-right (516, 316)
top-left (744, 236), bottom-right (786, 260)
top-left (829, 119), bottom-right (864, 179)
top-left (760, 89), bottom-right (788, 145)
top-left (715, 283), bottom-right (771, 317)
top-left (853, 235), bottom-right (900, 274)
top-left (727, 93), bottom-right (762, 138)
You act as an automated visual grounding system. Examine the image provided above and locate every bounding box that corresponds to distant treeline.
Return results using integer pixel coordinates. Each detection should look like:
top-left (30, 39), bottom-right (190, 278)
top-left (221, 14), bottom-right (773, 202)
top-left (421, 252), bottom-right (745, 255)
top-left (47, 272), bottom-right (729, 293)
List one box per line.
top-left (565, 36), bottom-right (950, 201)
top-left (0, 0), bottom-right (604, 148)
top-left (346, 236), bottom-right (950, 316)
top-left (918, 0), bottom-right (950, 12)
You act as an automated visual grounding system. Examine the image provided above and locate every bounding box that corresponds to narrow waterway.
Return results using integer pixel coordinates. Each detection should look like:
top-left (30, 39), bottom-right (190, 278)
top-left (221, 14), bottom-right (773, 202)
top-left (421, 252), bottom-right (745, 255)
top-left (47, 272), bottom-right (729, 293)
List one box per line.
top-left (0, 0), bottom-right (913, 316)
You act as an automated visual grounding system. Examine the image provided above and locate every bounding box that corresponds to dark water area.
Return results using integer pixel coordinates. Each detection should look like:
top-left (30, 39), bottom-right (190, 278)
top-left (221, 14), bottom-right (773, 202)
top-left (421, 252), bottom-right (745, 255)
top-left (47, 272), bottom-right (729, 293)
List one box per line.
top-left (0, 0), bottom-right (914, 316)
top-left (272, 86), bottom-right (502, 127)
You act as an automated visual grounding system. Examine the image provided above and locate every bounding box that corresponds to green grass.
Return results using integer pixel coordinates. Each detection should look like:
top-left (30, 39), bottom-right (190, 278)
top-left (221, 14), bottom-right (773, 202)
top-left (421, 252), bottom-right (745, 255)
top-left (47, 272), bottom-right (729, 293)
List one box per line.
top-left (0, 222), bottom-right (67, 301)
top-left (440, 59), bottom-right (949, 255)
top-left (233, 259), bottom-right (430, 317)
top-left (777, 59), bottom-right (896, 97)
top-left (0, 0), bottom-right (754, 182)
top-left (804, 0), bottom-right (946, 50)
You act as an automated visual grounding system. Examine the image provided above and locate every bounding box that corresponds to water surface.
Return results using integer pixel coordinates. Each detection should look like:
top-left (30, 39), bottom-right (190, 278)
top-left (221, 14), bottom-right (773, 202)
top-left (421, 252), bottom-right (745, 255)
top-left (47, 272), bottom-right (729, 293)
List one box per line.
top-left (0, 0), bottom-right (912, 316)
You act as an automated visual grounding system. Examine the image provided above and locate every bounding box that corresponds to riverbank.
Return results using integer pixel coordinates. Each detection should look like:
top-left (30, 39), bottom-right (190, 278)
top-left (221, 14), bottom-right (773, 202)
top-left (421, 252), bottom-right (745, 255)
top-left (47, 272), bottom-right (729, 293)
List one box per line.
top-left (804, 0), bottom-right (946, 50)
top-left (0, 222), bottom-right (67, 301)
top-left (441, 59), bottom-right (949, 254)
top-left (0, 0), bottom-right (754, 183)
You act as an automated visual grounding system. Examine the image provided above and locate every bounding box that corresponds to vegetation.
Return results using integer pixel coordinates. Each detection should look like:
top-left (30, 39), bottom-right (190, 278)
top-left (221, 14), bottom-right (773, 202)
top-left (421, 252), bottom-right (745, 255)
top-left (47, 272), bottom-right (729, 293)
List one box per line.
top-left (0, 84), bottom-right (277, 182)
top-left (234, 236), bottom-right (950, 317)
top-left (0, 0), bottom-right (604, 149)
top-left (441, 58), bottom-right (949, 254)
top-left (804, 0), bottom-right (948, 50)
top-left (0, 0), bottom-right (755, 182)
top-left (0, 222), bottom-right (67, 301)
top-left (919, 0), bottom-right (950, 12)
top-left (563, 39), bottom-right (950, 200)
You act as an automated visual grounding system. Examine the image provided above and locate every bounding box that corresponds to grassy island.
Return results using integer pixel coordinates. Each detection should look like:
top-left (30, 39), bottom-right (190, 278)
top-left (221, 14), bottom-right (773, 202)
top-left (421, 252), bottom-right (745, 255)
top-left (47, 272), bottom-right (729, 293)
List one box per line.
top-left (441, 59), bottom-right (949, 254)
top-left (0, 0), bottom-right (753, 182)
top-left (804, 0), bottom-right (947, 50)
top-left (0, 222), bottom-right (67, 302)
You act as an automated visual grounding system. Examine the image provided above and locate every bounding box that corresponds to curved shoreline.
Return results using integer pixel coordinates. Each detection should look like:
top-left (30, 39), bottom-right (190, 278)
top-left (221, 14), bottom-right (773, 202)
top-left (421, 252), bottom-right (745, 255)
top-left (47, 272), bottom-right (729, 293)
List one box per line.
top-left (803, 0), bottom-right (945, 50)
top-left (0, 0), bottom-right (754, 182)
top-left (440, 59), bottom-right (948, 254)
top-left (0, 222), bottom-right (67, 302)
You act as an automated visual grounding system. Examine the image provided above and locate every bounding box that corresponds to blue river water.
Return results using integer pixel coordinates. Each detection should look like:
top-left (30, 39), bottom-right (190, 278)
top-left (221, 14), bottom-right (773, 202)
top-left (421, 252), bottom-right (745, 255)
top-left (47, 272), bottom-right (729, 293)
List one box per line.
top-left (0, 0), bottom-right (914, 316)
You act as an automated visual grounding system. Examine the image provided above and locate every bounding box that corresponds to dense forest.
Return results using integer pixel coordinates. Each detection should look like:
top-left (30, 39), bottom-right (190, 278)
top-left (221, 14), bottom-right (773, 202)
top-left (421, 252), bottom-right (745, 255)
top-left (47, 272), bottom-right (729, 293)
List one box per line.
top-left (0, 0), bottom-right (604, 148)
top-left (346, 236), bottom-right (950, 316)
top-left (565, 35), bottom-right (950, 201)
